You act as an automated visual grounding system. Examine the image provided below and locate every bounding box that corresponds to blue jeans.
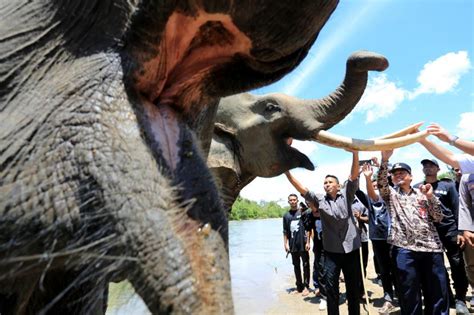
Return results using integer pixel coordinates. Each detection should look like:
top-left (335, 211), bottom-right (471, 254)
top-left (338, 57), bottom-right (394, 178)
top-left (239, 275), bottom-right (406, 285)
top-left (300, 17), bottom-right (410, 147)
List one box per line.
top-left (391, 246), bottom-right (448, 315)
top-left (324, 249), bottom-right (361, 315)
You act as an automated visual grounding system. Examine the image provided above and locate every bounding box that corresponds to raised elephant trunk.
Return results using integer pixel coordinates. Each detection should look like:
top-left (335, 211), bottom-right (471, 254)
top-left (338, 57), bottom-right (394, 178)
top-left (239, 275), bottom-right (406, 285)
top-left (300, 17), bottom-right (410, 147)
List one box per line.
top-left (303, 51), bottom-right (389, 131)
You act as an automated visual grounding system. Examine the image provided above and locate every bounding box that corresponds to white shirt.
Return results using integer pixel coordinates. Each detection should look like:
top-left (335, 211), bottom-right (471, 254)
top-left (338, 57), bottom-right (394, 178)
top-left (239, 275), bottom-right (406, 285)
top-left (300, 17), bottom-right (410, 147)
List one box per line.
top-left (456, 154), bottom-right (474, 174)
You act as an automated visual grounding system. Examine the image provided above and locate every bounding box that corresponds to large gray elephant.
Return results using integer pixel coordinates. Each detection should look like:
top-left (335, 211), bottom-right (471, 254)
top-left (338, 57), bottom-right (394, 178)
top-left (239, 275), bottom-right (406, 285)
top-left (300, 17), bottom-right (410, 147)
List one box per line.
top-left (208, 51), bottom-right (426, 210)
top-left (0, 0), bottom-right (344, 314)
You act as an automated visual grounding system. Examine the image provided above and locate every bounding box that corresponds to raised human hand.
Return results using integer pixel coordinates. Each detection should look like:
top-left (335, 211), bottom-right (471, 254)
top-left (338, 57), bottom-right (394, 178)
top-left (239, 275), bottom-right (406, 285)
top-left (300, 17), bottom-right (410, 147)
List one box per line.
top-left (426, 123), bottom-right (451, 143)
top-left (419, 183), bottom-right (433, 199)
top-left (371, 157), bottom-right (380, 167)
top-left (362, 163), bottom-right (373, 178)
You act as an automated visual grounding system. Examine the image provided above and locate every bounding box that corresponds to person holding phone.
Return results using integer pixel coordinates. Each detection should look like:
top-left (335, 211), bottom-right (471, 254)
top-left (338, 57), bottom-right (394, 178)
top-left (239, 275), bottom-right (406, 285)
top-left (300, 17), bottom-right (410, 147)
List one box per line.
top-left (361, 160), bottom-right (397, 313)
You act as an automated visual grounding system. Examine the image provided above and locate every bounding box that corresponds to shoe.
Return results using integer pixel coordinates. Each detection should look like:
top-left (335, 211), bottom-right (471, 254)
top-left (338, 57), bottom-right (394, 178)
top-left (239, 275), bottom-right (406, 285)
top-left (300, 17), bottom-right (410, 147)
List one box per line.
top-left (319, 298), bottom-right (327, 311)
top-left (378, 301), bottom-right (395, 314)
top-left (455, 300), bottom-right (470, 314)
top-left (314, 288), bottom-right (321, 297)
top-left (301, 288), bottom-right (310, 297)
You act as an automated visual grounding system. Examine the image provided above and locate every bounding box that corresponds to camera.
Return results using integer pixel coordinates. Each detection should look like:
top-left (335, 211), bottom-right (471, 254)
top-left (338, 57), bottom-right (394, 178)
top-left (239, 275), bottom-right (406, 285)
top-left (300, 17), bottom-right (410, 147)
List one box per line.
top-left (358, 159), bottom-right (374, 166)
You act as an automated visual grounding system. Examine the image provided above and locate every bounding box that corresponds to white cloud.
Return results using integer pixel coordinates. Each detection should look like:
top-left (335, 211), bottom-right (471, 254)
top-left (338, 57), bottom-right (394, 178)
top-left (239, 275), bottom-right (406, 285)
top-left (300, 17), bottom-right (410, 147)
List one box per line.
top-left (355, 74), bottom-right (407, 123)
top-left (457, 112), bottom-right (474, 139)
top-left (292, 140), bottom-right (319, 156)
top-left (410, 51), bottom-right (471, 98)
top-left (351, 51), bottom-right (471, 124)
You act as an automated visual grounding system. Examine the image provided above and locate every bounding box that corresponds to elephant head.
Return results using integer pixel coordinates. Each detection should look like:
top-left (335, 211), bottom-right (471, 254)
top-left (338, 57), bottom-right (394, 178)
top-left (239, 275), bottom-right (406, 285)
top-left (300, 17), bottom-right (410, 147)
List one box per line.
top-left (208, 51), bottom-right (427, 209)
top-left (0, 0), bottom-right (341, 314)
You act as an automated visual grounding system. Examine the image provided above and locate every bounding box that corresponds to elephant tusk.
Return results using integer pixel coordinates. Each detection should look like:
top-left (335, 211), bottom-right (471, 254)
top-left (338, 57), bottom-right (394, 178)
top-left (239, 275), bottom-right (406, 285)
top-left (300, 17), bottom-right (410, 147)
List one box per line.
top-left (373, 122), bottom-right (424, 140)
top-left (313, 129), bottom-right (428, 151)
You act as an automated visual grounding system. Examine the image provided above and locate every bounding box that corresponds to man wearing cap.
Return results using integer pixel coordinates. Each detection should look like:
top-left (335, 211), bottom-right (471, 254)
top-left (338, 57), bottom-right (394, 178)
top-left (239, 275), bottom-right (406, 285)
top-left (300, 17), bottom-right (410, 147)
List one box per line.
top-left (378, 150), bottom-right (448, 314)
top-left (415, 158), bottom-right (469, 314)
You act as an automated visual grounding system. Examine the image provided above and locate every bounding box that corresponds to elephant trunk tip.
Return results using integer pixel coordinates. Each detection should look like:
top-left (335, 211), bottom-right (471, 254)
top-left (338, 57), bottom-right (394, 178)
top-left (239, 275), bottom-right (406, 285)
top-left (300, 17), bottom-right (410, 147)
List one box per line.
top-left (347, 51), bottom-right (389, 73)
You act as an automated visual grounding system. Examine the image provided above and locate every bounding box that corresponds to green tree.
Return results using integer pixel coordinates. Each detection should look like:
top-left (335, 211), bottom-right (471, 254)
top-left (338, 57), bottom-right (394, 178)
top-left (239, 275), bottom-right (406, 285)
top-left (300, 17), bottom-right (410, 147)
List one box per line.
top-left (229, 197), bottom-right (289, 221)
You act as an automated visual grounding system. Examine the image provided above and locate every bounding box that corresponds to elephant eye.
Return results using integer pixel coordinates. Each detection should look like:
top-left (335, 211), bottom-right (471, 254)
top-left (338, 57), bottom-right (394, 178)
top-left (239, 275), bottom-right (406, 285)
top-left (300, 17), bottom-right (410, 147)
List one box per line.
top-left (265, 102), bottom-right (281, 112)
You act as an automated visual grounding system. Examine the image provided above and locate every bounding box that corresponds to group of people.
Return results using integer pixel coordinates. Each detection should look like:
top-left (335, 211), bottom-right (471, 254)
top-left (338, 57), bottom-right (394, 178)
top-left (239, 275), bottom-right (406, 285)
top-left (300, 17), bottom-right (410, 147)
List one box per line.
top-left (282, 123), bottom-right (474, 315)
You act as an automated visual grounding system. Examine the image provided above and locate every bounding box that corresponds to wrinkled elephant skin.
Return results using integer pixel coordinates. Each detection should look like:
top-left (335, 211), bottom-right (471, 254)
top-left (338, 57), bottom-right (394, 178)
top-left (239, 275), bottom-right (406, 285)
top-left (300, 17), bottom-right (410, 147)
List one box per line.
top-left (208, 51), bottom-right (389, 210)
top-left (0, 1), bottom-right (340, 314)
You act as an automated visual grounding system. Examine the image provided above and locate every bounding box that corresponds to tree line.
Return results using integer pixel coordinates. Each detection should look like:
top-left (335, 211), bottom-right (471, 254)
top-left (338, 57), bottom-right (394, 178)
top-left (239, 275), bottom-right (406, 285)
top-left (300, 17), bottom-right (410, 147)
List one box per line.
top-left (229, 196), bottom-right (289, 221)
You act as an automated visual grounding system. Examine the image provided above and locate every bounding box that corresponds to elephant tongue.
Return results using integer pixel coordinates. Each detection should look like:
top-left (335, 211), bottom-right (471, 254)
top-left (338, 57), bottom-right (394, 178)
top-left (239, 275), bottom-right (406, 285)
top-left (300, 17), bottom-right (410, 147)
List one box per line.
top-left (142, 100), bottom-right (181, 172)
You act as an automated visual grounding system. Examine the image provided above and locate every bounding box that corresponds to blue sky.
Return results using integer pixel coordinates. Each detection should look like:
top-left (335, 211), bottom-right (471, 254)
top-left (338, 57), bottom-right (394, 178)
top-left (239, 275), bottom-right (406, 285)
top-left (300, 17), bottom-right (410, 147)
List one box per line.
top-left (240, 0), bottom-right (473, 203)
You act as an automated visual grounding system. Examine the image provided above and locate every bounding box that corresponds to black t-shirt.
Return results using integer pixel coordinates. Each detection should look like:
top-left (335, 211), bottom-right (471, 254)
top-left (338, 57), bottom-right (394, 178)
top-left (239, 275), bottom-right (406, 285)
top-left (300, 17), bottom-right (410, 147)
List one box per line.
top-left (283, 209), bottom-right (307, 252)
top-left (303, 210), bottom-right (322, 241)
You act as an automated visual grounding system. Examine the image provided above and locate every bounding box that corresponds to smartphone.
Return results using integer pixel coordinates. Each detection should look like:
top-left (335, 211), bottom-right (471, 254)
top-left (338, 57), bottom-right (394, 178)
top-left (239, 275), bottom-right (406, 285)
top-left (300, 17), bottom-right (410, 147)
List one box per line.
top-left (358, 159), bottom-right (374, 166)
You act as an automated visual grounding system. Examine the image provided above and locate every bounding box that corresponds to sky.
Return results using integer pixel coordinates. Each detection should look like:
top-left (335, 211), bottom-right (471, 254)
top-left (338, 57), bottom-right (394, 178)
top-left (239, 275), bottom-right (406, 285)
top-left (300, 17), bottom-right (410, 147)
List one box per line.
top-left (240, 0), bottom-right (474, 205)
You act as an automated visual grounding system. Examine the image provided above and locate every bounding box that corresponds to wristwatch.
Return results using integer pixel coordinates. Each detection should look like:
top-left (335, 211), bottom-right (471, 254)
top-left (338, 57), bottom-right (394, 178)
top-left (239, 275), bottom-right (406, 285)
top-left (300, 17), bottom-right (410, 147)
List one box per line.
top-left (448, 135), bottom-right (459, 146)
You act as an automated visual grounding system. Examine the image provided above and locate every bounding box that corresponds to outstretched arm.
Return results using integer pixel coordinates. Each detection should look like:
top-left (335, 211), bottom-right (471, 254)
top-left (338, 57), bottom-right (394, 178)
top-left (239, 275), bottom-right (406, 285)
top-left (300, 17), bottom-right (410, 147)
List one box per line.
top-left (285, 171), bottom-right (309, 195)
top-left (349, 150), bottom-right (360, 181)
top-left (419, 137), bottom-right (460, 169)
top-left (362, 162), bottom-right (378, 201)
top-left (377, 150), bottom-right (393, 202)
top-left (426, 123), bottom-right (474, 155)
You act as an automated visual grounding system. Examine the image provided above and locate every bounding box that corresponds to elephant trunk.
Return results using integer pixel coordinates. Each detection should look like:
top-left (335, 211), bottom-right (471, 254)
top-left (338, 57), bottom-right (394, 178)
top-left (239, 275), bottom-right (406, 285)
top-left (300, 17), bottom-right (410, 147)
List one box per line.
top-left (303, 51), bottom-right (388, 131)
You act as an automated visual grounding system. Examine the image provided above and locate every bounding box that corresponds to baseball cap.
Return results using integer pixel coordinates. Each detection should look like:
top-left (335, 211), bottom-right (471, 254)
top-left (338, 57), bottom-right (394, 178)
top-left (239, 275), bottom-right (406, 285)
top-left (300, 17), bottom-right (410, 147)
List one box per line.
top-left (421, 158), bottom-right (439, 168)
top-left (389, 162), bottom-right (411, 174)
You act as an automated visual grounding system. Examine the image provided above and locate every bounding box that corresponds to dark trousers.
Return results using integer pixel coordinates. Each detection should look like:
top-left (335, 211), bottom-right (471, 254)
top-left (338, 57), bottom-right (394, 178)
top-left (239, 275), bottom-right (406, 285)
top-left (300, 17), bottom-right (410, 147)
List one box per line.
top-left (324, 249), bottom-right (361, 315)
top-left (441, 235), bottom-right (468, 302)
top-left (290, 251), bottom-right (310, 291)
top-left (392, 246), bottom-right (448, 315)
top-left (372, 240), bottom-right (397, 301)
top-left (312, 237), bottom-right (326, 297)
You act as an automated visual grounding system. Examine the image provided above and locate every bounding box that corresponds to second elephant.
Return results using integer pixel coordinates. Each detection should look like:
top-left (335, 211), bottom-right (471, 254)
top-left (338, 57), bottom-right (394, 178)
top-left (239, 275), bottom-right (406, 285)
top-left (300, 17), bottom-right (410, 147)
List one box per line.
top-left (208, 51), bottom-right (389, 209)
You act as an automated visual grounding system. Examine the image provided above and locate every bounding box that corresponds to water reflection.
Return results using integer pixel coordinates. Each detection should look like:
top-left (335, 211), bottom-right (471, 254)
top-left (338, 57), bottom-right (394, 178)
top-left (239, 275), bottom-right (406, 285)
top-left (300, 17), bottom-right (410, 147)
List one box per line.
top-left (230, 218), bottom-right (292, 314)
top-left (107, 218), bottom-right (291, 314)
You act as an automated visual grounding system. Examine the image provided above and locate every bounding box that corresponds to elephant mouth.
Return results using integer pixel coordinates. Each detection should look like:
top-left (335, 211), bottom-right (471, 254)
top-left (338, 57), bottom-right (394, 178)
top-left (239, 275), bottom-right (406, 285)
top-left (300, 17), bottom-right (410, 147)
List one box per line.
top-left (285, 137), bottom-right (315, 171)
top-left (312, 122), bottom-right (428, 151)
top-left (131, 10), bottom-right (252, 121)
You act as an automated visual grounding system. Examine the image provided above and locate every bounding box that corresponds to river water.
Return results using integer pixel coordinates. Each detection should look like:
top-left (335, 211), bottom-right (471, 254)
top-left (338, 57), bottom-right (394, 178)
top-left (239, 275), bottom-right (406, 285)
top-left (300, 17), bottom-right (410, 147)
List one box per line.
top-left (106, 218), bottom-right (292, 315)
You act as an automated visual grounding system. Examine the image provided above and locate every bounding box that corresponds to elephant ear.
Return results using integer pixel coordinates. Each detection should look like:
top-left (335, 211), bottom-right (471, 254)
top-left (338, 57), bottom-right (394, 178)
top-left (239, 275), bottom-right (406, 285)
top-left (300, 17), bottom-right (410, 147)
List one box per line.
top-left (208, 123), bottom-right (244, 210)
top-left (208, 123), bottom-right (241, 174)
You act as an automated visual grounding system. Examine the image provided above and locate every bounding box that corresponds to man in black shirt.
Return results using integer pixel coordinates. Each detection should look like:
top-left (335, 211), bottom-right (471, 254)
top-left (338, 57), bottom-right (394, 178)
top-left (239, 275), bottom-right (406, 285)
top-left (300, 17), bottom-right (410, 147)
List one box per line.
top-left (415, 158), bottom-right (469, 314)
top-left (283, 194), bottom-right (311, 296)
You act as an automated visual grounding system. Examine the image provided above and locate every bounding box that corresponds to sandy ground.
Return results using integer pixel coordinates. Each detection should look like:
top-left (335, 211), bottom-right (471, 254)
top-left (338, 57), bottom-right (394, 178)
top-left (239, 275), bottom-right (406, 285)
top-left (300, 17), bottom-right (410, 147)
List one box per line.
top-left (265, 248), bottom-right (473, 315)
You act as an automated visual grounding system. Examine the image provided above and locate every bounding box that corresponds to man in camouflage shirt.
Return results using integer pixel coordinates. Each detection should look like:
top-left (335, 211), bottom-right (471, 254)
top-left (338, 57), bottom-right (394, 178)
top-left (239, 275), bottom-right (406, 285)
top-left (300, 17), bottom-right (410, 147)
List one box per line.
top-left (378, 149), bottom-right (447, 315)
